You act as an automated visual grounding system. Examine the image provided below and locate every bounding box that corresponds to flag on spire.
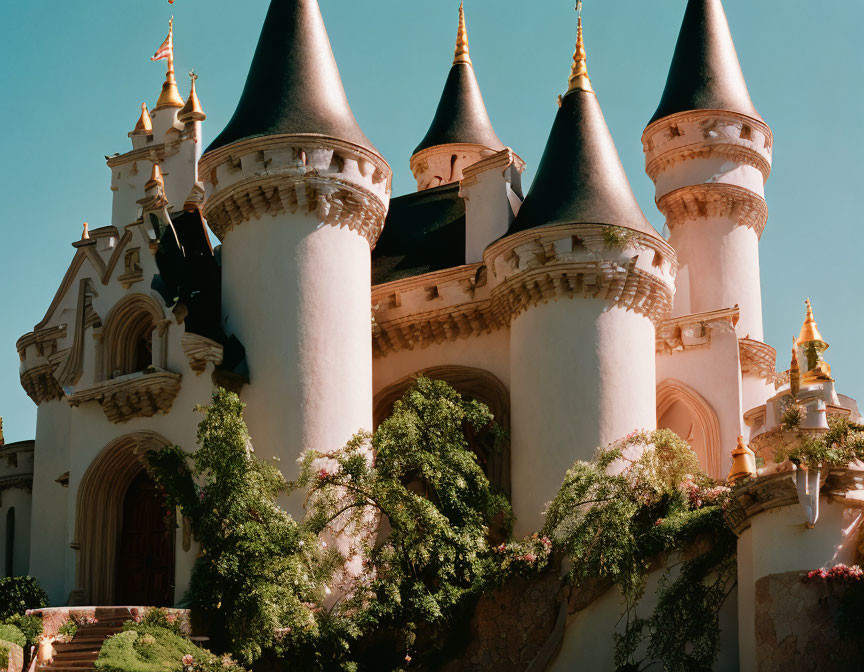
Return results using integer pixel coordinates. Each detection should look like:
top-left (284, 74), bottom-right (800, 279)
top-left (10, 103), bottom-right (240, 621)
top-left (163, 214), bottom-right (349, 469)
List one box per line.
top-left (152, 18), bottom-right (174, 62)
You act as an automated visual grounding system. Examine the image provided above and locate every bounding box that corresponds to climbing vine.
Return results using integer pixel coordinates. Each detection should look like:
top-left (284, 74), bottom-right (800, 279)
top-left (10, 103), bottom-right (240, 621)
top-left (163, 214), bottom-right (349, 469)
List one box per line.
top-left (544, 430), bottom-right (736, 672)
top-left (774, 416), bottom-right (864, 468)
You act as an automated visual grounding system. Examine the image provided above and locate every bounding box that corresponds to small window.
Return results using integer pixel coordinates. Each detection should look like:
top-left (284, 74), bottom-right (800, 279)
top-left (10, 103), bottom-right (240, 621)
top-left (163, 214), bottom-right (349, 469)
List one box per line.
top-left (740, 124), bottom-right (753, 141)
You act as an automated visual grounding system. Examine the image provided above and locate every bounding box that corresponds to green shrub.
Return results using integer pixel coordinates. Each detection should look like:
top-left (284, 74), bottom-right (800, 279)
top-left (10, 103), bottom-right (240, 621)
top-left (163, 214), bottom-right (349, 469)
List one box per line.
top-left (0, 577), bottom-right (48, 621)
top-left (4, 614), bottom-right (43, 647)
top-left (0, 625), bottom-right (25, 649)
top-left (57, 619), bottom-right (77, 640)
top-left (95, 625), bottom-right (210, 672)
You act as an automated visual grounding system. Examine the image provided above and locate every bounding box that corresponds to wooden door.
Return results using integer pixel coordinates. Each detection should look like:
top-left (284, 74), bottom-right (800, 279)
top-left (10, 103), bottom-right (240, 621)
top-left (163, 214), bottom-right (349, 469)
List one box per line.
top-left (114, 471), bottom-right (175, 606)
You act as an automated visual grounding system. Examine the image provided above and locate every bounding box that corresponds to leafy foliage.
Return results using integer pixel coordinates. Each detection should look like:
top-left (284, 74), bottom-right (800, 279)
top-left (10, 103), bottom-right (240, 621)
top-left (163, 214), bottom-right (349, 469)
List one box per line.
top-left (95, 625), bottom-right (212, 672)
top-left (145, 390), bottom-right (331, 666)
top-left (0, 624), bottom-right (26, 649)
top-left (292, 377), bottom-right (513, 669)
top-left (0, 577), bottom-right (47, 621)
top-left (775, 417), bottom-right (864, 467)
top-left (544, 430), bottom-right (736, 672)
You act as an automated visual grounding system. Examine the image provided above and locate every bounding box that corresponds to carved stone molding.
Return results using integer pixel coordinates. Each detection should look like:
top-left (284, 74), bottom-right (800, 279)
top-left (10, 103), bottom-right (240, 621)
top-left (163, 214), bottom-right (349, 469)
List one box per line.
top-left (485, 224), bottom-right (677, 329)
top-left (66, 371), bottom-right (182, 424)
top-left (20, 365), bottom-right (64, 405)
top-left (657, 183), bottom-right (769, 238)
top-left (374, 302), bottom-right (496, 358)
top-left (200, 134), bottom-right (392, 247)
top-left (655, 307), bottom-right (740, 355)
top-left (646, 143), bottom-right (771, 184)
top-left (182, 333), bottom-right (224, 374)
top-left (739, 338), bottom-right (777, 381)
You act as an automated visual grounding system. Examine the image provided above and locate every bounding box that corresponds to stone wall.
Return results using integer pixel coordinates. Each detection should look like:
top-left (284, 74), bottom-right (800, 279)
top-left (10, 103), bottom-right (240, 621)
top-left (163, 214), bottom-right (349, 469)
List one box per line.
top-left (755, 571), bottom-right (861, 671)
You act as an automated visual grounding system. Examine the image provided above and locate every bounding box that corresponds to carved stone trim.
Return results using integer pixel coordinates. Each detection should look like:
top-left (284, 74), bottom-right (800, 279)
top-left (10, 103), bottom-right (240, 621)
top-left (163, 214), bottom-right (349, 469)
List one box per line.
top-left (646, 143), bottom-right (771, 183)
top-left (17, 326), bottom-right (66, 360)
top-left (657, 379), bottom-right (723, 478)
top-left (203, 172), bottom-right (388, 247)
top-left (657, 183), bottom-right (768, 238)
top-left (66, 371), bottom-right (182, 424)
top-left (374, 302), bottom-right (496, 358)
top-left (739, 338), bottom-right (777, 381)
top-left (642, 108), bottom-right (773, 154)
top-left (655, 307), bottom-right (740, 355)
top-left (20, 365), bottom-right (64, 405)
top-left (182, 333), bottom-right (224, 374)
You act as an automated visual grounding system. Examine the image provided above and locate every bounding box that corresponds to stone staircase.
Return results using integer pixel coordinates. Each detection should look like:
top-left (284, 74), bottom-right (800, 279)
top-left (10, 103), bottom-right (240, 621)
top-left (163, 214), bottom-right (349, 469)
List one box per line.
top-left (43, 610), bottom-right (129, 672)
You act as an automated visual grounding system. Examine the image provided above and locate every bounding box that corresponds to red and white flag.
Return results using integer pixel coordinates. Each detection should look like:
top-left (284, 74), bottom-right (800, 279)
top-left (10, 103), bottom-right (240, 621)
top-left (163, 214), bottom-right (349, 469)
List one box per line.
top-left (151, 19), bottom-right (173, 62)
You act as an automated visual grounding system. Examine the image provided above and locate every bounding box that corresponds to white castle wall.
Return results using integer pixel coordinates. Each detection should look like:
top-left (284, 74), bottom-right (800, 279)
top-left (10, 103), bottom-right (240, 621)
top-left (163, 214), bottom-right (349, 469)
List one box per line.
top-left (510, 303), bottom-right (657, 536)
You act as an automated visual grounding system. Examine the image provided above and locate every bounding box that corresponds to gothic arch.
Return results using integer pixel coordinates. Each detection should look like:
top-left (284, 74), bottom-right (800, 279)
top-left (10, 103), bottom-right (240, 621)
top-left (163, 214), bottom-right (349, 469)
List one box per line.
top-left (72, 432), bottom-right (171, 605)
top-left (374, 366), bottom-right (511, 495)
top-left (657, 379), bottom-right (722, 478)
top-left (101, 294), bottom-right (166, 380)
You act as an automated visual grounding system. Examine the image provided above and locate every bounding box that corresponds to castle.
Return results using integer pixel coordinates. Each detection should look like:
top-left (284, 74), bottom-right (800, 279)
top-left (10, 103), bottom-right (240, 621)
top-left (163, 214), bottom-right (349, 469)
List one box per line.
top-left (5, 0), bottom-right (862, 669)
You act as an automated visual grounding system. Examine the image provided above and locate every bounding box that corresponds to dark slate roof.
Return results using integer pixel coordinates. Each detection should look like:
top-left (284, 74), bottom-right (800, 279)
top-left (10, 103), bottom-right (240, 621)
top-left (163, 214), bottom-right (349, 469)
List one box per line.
top-left (206, 0), bottom-right (376, 155)
top-left (510, 89), bottom-right (660, 239)
top-left (372, 184), bottom-right (466, 285)
top-left (649, 0), bottom-right (762, 125)
top-left (413, 63), bottom-right (504, 155)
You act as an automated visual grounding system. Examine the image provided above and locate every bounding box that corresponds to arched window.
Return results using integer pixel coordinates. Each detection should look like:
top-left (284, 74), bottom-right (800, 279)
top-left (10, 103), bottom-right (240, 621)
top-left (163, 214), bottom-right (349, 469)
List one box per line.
top-left (657, 379), bottom-right (722, 479)
top-left (102, 295), bottom-right (165, 380)
top-left (5, 508), bottom-right (15, 578)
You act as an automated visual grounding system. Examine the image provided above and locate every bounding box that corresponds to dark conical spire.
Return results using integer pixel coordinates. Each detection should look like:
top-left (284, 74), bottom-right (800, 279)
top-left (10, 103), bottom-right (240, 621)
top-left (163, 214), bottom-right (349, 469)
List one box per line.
top-left (413, 3), bottom-right (503, 155)
top-left (206, 0), bottom-right (375, 154)
top-left (649, 0), bottom-right (761, 125)
top-left (510, 19), bottom-right (658, 239)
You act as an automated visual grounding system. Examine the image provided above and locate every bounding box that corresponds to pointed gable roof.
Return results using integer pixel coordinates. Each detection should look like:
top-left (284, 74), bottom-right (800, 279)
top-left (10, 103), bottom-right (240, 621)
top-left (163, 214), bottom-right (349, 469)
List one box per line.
top-left (510, 18), bottom-right (659, 239)
top-left (649, 0), bottom-right (761, 125)
top-left (413, 4), bottom-right (503, 155)
top-left (206, 0), bottom-right (376, 154)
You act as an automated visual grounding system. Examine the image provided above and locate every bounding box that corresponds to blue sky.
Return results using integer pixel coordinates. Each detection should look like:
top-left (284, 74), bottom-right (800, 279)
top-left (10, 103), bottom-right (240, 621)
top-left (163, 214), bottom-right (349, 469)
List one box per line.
top-left (0, 0), bottom-right (861, 442)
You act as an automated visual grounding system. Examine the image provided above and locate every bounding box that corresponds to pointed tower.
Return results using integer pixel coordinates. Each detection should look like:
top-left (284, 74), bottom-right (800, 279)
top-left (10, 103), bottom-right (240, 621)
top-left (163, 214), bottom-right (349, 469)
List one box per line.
top-left (410, 3), bottom-right (504, 191)
top-left (643, 0), bottom-right (774, 409)
top-left (485, 16), bottom-right (676, 535)
top-left (199, 0), bottom-right (391, 511)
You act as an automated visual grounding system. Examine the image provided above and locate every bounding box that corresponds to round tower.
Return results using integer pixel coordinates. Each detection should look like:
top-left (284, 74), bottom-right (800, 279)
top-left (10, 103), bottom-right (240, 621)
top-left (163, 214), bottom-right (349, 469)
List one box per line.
top-left (642, 0), bottom-right (774, 410)
top-left (199, 0), bottom-right (391, 513)
top-left (486, 17), bottom-right (676, 535)
top-left (410, 2), bottom-right (505, 191)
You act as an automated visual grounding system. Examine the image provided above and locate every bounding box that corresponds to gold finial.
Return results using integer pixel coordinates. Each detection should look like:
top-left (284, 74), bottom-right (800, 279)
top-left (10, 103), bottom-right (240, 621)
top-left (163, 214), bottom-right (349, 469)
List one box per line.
top-left (727, 436), bottom-right (757, 484)
top-left (154, 17), bottom-right (184, 109)
top-left (798, 298), bottom-right (824, 344)
top-left (81, 222), bottom-right (90, 241)
top-left (567, 15), bottom-right (593, 94)
top-left (179, 71), bottom-right (206, 123)
top-left (453, 2), bottom-right (472, 65)
top-left (790, 337), bottom-right (801, 400)
top-left (133, 102), bottom-right (153, 135)
top-left (146, 163), bottom-right (164, 190)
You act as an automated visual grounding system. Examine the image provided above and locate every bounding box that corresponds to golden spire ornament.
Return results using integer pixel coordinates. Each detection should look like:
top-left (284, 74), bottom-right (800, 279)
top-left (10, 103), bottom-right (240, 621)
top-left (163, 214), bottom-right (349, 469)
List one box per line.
top-left (790, 337), bottom-right (801, 400)
top-left (133, 102), bottom-right (153, 134)
top-left (81, 222), bottom-right (90, 241)
top-left (453, 1), bottom-right (471, 65)
top-left (567, 10), bottom-right (593, 94)
top-left (153, 17), bottom-right (184, 109)
top-left (727, 436), bottom-right (757, 484)
top-left (146, 163), bottom-right (164, 190)
top-left (179, 71), bottom-right (206, 123)
top-left (798, 298), bottom-right (824, 345)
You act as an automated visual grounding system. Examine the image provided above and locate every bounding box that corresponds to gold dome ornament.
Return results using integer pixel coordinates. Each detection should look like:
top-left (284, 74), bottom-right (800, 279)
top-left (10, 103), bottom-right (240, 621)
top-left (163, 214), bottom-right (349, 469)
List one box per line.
top-left (179, 72), bottom-right (206, 123)
top-left (153, 17), bottom-right (184, 109)
top-left (797, 299), bottom-right (833, 382)
top-left (132, 103), bottom-right (153, 135)
top-left (799, 298), bottom-right (824, 345)
top-left (727, 436), bottom-right (757, 484)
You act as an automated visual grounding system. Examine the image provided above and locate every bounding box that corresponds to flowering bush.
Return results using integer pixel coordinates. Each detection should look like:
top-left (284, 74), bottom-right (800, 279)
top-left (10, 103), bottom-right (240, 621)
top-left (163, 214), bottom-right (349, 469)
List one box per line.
top-left (775, 417), bottom-right (864, 467)
top-left (805, 564), bottom-right (864, 582)
top-left (493, 534), bottom-right (553, 578)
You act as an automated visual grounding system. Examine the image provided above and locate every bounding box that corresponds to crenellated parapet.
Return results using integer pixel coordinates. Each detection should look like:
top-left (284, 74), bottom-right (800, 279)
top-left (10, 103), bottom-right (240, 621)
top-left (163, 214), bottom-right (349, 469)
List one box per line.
top-left (484, 223), bottom-right (677, 328)
top-left (199, 135), bottom-right (391, 245)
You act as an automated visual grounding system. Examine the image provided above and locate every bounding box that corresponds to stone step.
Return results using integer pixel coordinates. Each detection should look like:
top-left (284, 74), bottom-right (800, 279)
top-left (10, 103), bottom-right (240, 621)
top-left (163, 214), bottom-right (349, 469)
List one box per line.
top-left (45, 667), bottom-right (96, 672)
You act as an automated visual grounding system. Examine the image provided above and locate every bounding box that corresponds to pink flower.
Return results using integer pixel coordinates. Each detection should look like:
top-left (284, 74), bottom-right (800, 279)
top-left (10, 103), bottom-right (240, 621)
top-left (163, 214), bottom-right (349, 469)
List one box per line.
top-left (317, 469), bottom-right (330, 481)
top-left (182, 655), bottom-right (194, 666)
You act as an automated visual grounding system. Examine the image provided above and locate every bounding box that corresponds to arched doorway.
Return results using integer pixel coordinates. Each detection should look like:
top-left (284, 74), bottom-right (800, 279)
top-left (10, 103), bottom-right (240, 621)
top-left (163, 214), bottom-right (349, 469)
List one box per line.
top-left (657, 379), bottom-right (722, 479)
top-left (73, 432), bottom-right (175, 606)
top-left (114, 471), bottom-right (175, 607)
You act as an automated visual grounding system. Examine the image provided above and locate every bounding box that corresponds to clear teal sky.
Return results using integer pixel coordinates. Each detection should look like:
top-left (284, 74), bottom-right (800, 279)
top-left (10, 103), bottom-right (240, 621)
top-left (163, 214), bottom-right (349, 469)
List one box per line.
top-left (0, 1), bottom-right (861, 442)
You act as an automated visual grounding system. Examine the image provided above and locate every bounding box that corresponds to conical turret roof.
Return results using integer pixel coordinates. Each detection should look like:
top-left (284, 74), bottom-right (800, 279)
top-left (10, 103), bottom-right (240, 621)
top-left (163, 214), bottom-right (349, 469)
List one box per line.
top-left (510, 19), bottom-right (659, 239)
top-left (206, 0), bottom-right (376, 154)
top-left (648, 0), bottom-right (761, 125)
top-left (413, 4), bottom-right (503, 155)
